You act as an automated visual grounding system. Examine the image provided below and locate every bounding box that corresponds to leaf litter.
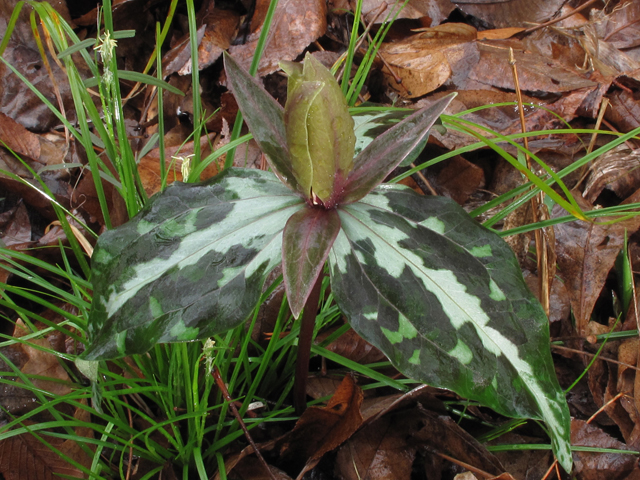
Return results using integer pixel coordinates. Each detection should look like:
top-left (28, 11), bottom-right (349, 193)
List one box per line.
top-left (3, 0), bottom-right (640, 478)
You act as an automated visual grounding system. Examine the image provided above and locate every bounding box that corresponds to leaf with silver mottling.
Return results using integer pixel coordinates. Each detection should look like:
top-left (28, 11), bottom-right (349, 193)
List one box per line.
top-left (86, 168), bottom-right (304, 359)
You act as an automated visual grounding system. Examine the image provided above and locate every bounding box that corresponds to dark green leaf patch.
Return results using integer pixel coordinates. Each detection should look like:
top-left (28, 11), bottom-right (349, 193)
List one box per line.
top-left (85, 169), bottom-right (304, 359)
top-left (329, 187), bottom-right (571, 469)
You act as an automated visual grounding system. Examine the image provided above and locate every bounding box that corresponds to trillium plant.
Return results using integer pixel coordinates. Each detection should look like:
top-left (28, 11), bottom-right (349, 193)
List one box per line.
top-left (85, 53), bottom-right (572, 471)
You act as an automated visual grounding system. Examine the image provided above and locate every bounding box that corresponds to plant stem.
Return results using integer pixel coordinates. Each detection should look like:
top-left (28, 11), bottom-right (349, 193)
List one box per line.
top-left (294, 274), bottom-right (324, 414)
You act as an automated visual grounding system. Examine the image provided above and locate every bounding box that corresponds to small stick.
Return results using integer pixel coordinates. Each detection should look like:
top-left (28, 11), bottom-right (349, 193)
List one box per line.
top-left (523, 0), bottom-right (600, 34)
top-left (434, 452), bottom-right (496, 479)
top-left (551, 345), bottom-right (640, 371)
top-left (211, 367), bottom-right (277, 480)
top-left (587, 391), bottom-right (626, 424)
top-left (509, 48), bottom-right (550, 317)
top-left (411, 163), bottom-right (437, 196)
top-left (541, 460), bottom-right (559, 480)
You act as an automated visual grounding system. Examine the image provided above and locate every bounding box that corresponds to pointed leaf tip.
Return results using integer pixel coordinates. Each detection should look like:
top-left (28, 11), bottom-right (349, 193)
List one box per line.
top-left (283, 207), bottom-right (341, 318)
top-left (340, 93), bottom-right (456, 205)
top-left (223, 53), bottom-right (302, 195)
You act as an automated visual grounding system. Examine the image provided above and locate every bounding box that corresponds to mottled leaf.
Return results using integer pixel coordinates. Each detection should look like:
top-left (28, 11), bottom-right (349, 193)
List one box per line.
top-left (328, 185), bottom-right (571, 471)
top-left (340, 94), bottom-right (456, 205)
top-left (352, 109), bottom-right (406, 158)
top-left (85, 169), bottom-right (304, 359)
top-left (282, 206), bottom-right (341, 319)
top-left (223, 53), bottom-right (302, 195)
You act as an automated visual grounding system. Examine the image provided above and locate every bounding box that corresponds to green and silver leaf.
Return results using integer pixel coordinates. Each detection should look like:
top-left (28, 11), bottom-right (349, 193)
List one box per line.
top-left (328, 185), bottom-right (571, 472)
top-left (85, 169), bottom-right (304, 359)
top-left (352, 109), bottom-right (406, 158)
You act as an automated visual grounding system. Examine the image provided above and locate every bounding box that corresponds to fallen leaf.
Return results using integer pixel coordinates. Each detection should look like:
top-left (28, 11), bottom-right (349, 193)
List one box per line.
top-left (477, 27), bottom-right (525, 40)
top-left (577, 24), bottom-right (640, 77)
top-left (337, 405), bottom-right (507, 480)
top-left (13, 320), bottom-right (73, 399)
top-left (0, 112), bottom-right (41, 160)
top-left (0, 5), bottom-right (79, 132)
top-left (228, 458), bottom-right (292, 480)
top-left (553, 191), bottom-right (640, 336)
top-left (137, 132), bottom-right (220, 196)
top-left (583, 146), bottom-right (640, 203)
top-left (426, 153), bottom-right (485, 204)
top-left (491, 433), bottom-right (553, 480)
top-left (454, 0), bottom-right (567, 28)
top-left (593, 1), bottom-right (640, 51)
top-left (379, 23), bottom-right (478, 98)
top-left (278, 373), bottom-right (363, 479)
top-left (0, 425), bottom-right (87, 480)
top-left (0, 201), bottom-right (31, 246)
top-left (323, 327), bottom-right (387, 365)
top-left (335, 413), bottom-right (416, 480)
top-left (606, 88), bottom-right (640, 134)
top-left (329, 0), bottom-right (455, 26)
top-left (572, 418), bottom-right (637, 480)
top-left (412, 409), bottom-right (506, 477)
top-left (162, 3), bottom-right (241, 77)
top-left (162, 25), bottom-right (206, 77)
top-left (465, 41), bottom-right (597, 94)
top-left (181, 7), bottom-right (240, 75)
top-left (228, 0), bottom-right (327, 75)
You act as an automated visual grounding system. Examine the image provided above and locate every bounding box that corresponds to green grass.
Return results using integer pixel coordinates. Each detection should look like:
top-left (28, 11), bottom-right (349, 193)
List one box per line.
top-left (2, 0), bottom-right (640, 477)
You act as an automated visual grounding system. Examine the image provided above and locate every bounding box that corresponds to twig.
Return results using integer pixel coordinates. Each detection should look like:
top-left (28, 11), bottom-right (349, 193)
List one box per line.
top-left (212, 367), bottom-right (277, 480)
top-left (541, 459), bottom-right (559, 480)
top-left (434, 452), bottom-right (497, 479)
top-left (523, 0), bottom-right (601, 34)
top-left (587, 391), bottom-right (626, 424)
top-left (509, 47), bottom-right (549, 316)
top-left (551, 344), bottom-right (640, 371)
top-left (411, 163), bottom-right (437, 196)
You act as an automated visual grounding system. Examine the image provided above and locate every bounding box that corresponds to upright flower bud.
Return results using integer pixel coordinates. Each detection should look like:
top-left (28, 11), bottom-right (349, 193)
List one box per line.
top-left (281, 53), bottom-right (356, 207)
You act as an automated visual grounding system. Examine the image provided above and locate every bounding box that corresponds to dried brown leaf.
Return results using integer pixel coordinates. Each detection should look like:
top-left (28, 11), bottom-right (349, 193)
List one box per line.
top-left (477, 27), bottom-right (525, 40)
top-left (138, 132), bottom-right (220, 196)
top-left (162, 26), bottom-right (206, 77)
top-left (0, 202), bottom-right (31, 246)
top-left (337, 406), bottom-right (506, 480)
top-left (553, 191), bottom-right (640, 336)
top-left (0, 112), bottom-right (41, 160)
top-left (329, 0), bottom-right (455, 26)
top-left (454, 0), bottom-right (566, 28)
top-left (412, 409), bottom-right (505, 476)
top-left (427, 154), bottom-right (485, 204)
top-left (606, 89), bottom-right (640, 134)
top-left (583, 146), bottom-right (640, 203)
top-left (572, 418), bottom-right (637, 480)
top-left (0, 427), bottom-right (86, 480)
top-left (13, 320), bottom-right (72, 398)
top-left (379, 23), bottom-right (477, 98)
top-left (324, 328), bottom-right (387, 365)
top-left (279, 373), bottom-right (363, 479)
top-left (335, 414), bottom-right (415, 480)
top-left (228, 0), bottom-right (327, 76)
top-left (577, 24), bottom-right (640, 77)
top-left (466, 42), bottom-right (597, 93)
